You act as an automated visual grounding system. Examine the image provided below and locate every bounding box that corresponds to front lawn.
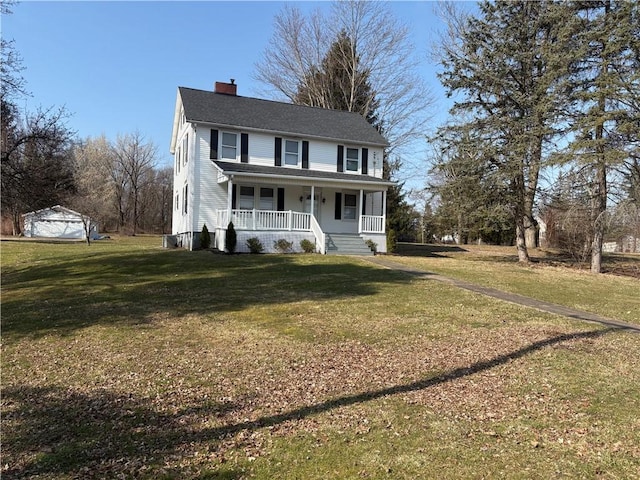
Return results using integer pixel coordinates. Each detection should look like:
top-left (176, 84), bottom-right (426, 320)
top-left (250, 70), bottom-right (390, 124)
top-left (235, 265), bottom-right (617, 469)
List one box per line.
top-left (2, 237), bottom-right (639, 479)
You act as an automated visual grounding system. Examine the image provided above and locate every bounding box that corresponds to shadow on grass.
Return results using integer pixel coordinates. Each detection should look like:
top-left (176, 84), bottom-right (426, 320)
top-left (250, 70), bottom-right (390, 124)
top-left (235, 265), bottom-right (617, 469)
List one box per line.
top-left (396, 243), bottom-right (467, 258)
top-left (2, 327), bottom-right (616, 479)
top-left (1, 247), bottom-right (412, 339)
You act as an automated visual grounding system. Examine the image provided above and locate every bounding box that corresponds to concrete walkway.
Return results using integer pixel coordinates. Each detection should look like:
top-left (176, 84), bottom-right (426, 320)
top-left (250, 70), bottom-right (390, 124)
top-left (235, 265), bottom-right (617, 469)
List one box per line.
top-left (365, 256), bottom-right (640, 334)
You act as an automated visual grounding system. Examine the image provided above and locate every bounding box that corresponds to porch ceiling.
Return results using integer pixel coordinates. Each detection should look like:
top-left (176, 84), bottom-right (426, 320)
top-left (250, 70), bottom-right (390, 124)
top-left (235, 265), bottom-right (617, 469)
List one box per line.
top-left (213, 161), bottom-right (395, 190)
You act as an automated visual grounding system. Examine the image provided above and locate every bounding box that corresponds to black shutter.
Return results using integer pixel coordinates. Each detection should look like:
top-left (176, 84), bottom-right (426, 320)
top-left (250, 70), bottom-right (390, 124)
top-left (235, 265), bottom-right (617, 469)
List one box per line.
top-left (337, 145), bottom-right (344, 172)
top-left (277, 188), bottom-right (285, 211)
top-left (362, 193), bottom-right (366, 215)
top-left (241, 133), bottom-right (249, 163)
top-left (302, 141), bottom-right (309, 169)
top-left (274, 137), bottom-right (282, 166)
top-left (361, 148), bottom-right (368, 175)
top-left (335, 192), bottom-right (342, 220)
top-left (210, 129), bottom-right (218, 160)
top-left (231, 184), bottom-right (237, 210)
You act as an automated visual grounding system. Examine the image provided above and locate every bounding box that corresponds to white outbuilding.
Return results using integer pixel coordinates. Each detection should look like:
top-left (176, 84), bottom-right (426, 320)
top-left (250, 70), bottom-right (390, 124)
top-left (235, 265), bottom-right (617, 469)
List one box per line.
top-left (22, 205), bottom-right (98, 240)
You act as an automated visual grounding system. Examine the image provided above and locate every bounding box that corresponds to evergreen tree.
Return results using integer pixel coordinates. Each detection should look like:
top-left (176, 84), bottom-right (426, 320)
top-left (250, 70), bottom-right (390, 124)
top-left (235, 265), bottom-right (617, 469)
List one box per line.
top-left (429, 129), bottom-right (513, 245)
top-left (559, 0), bottom-right (639, 272)
top-left (294, 30), bottom-right (416, 240)
top-left (437, 0), bottom-right (571, 261)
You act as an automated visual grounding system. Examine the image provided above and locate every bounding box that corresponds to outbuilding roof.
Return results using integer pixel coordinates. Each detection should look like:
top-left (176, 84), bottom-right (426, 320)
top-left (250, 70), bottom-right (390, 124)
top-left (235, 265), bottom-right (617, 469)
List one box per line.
top-left (177, 87), bottom-right (389, 147)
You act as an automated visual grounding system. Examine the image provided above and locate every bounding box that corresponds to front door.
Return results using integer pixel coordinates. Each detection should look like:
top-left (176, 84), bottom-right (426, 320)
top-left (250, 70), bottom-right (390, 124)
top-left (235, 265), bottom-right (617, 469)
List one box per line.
top-left (303, 187), bottom-right (321, 223)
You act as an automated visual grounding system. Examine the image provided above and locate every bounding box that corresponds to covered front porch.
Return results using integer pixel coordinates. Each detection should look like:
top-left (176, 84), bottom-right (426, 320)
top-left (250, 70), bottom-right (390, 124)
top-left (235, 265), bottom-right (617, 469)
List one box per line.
top-left (211, 160), bottom-right (392, 253)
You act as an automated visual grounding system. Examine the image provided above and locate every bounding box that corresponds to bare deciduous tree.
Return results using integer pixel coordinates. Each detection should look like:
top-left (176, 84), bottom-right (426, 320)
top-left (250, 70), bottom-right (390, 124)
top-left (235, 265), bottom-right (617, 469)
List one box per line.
top-left (111, 132), bottom-right (158, 235)
top-left (254, 0), bottom-right (433, 159)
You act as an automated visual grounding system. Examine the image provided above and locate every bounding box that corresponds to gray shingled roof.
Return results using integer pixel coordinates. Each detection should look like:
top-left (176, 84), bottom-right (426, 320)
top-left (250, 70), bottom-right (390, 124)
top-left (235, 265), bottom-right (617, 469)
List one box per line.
top-left (213, 161), bottom-right (394, 187)
top-left (179, 87), bottom-right (388, 147)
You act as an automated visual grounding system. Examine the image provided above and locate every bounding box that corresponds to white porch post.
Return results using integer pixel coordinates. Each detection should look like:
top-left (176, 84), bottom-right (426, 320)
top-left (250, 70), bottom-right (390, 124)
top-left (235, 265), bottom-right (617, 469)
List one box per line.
top-left (310, 185), bottom-right (315, 217)
top-left (382, 190), bottom-right (387, 233)
top-left (358, 189), bottom-right (363, 234)
top-left (227, 177), bottom-right (233, 226)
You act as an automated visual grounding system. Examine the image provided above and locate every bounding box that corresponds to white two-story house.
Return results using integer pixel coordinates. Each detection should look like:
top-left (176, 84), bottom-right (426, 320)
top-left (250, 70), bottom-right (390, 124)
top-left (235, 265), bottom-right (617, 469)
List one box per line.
top-left (169, 80), bottom-right (393, 254)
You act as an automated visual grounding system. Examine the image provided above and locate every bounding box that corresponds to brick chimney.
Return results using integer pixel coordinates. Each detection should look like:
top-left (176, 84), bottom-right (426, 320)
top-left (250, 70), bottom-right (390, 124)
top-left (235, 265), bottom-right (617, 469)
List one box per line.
top-left (214, 79), bottom-right (237, 95)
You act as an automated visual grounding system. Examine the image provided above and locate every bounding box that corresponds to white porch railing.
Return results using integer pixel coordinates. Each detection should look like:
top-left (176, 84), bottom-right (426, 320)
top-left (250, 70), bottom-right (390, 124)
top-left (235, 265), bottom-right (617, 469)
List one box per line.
top-left (361, 215), bottom-right (385, 234)
top-left (310, 215), bottom-right (326, 254)
top-left (216, 209), bottom-right (311, 231)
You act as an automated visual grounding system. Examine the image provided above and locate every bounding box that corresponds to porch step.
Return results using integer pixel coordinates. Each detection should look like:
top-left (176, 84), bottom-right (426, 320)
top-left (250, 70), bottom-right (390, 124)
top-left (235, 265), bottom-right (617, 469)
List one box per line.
top-left (325, 233), bottom-right (374, 256)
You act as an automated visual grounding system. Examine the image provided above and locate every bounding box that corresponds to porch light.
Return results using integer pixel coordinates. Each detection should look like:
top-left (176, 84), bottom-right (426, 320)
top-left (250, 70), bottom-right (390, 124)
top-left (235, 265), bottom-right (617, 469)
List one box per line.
top-left (322, 198), bottom-right (326, 204)
top-left (299, 196), bottom-right (304, 202)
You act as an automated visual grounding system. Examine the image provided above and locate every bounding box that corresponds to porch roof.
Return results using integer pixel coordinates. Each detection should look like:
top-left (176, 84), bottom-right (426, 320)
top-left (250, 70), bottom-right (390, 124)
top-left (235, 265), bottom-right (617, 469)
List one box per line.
top-left (213, 161), bottom-right (395, 189)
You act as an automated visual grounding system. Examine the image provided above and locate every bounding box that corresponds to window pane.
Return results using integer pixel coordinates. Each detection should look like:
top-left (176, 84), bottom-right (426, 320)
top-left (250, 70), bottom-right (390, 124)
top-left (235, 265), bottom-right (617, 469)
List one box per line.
top-left (285, 140), bottom-right (298, 165)
top-left (346, 148), bottom-right (358, 171)
top-left (221, 133), bottom-right (237, 160)
top-left (222, 132), bottom-right (236, 146)
top-left (344, 194), bottom-right (357, 219)
top-left (239, 186), bottom-right (254, 209)
top-left (260, 188), bottom-right (274, 210)
top-left (285, 140), bottom-right (298, 154)
top-left (222, 146), bottom-right (236, 159)
top-left (345, 194), bottom-right (356, 206)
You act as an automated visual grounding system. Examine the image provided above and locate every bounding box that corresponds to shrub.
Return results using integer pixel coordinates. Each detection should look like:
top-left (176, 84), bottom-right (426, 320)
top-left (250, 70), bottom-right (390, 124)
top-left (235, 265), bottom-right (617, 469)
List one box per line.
top-left (274, 238), bottom-right (293, 253)
top-left (300, 238), bottom-right (315, 253)
top-left (365, 239), bottom-right (377, 254)
top-left (246, 237), bottom-right (264, 254)
top-left (387, 229), bottom-right (397, 254)
top-left (200, 224), bottom-right (211, 249)
top-left (225, 222), bottom-right (237, 254)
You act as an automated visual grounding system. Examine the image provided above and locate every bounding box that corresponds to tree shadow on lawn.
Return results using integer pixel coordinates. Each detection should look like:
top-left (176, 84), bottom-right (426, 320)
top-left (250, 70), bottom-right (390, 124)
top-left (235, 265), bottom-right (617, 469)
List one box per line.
top-left (2, 327), bottom-right (617, 479)
top-left (396, 243), bottom-right (468, 258)
top-left (1, 249), bottom-right (413, 339)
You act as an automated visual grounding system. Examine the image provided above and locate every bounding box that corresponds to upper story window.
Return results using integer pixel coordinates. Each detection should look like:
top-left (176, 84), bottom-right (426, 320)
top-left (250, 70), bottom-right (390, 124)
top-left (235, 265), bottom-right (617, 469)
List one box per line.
top-left (221, 132), bottom-right (237, 160)
top-left (346, 148), bottom-right (359, 172)
top-left (183, 134), bottom-right (189, 166)
top-left (284, 140), bottom-right (299, 166)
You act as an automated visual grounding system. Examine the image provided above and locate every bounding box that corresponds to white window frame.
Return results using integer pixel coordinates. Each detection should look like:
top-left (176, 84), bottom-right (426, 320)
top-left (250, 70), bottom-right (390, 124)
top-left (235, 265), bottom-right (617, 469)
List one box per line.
top-left (343, 193), bottom-right (357, 220)
top-left (284, 139), bottom-right (300, 167)
top-left (221, 131), bottom-right (238, 160)
top-left (345, 147), bottom-right (359, 172)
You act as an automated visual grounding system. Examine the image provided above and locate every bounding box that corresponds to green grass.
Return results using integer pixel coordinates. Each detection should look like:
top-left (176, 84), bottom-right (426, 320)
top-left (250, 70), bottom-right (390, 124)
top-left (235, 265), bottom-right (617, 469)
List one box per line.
top-left (394, 243), bottom-right (640, 325)
top-left (2, 237), bottom-right (639, 479)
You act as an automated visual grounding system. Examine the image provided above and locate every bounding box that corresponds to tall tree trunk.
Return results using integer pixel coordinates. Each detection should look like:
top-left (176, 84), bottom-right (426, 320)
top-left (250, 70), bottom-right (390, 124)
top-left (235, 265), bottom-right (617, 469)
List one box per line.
top-left (524, 134), bottom-right (543, 249)
top-left (591, 161), bottom-right (607, 273)
top-left (514, 169), bottom-right (530, 263)
top-left (591, 0), bottom-right (610, 274)
top-left (515, 220), bottom-right (530, 263)
top-left (524, 214), bottom-right (538, 249)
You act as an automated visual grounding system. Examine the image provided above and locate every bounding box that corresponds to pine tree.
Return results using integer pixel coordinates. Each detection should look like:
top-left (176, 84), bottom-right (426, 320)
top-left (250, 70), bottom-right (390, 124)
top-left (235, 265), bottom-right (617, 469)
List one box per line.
top-left (560, 0), bottom-right (639, 273)
top-left (437, 0), bottom-right (571, 261)
top-left (294, 30), bottom-right (416, 239)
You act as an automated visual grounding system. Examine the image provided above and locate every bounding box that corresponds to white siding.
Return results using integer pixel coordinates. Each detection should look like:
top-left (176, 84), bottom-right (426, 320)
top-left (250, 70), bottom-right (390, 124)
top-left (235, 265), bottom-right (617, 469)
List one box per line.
top-left (249, 133), bottom-right (277, 167)
top-left (195, 128), bottom-right (227, 232)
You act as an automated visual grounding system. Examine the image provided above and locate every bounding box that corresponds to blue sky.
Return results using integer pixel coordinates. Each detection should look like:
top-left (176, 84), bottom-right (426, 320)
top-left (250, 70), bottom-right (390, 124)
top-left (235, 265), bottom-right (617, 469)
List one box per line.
top-left (4, 1), bottom-right (455, 182)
